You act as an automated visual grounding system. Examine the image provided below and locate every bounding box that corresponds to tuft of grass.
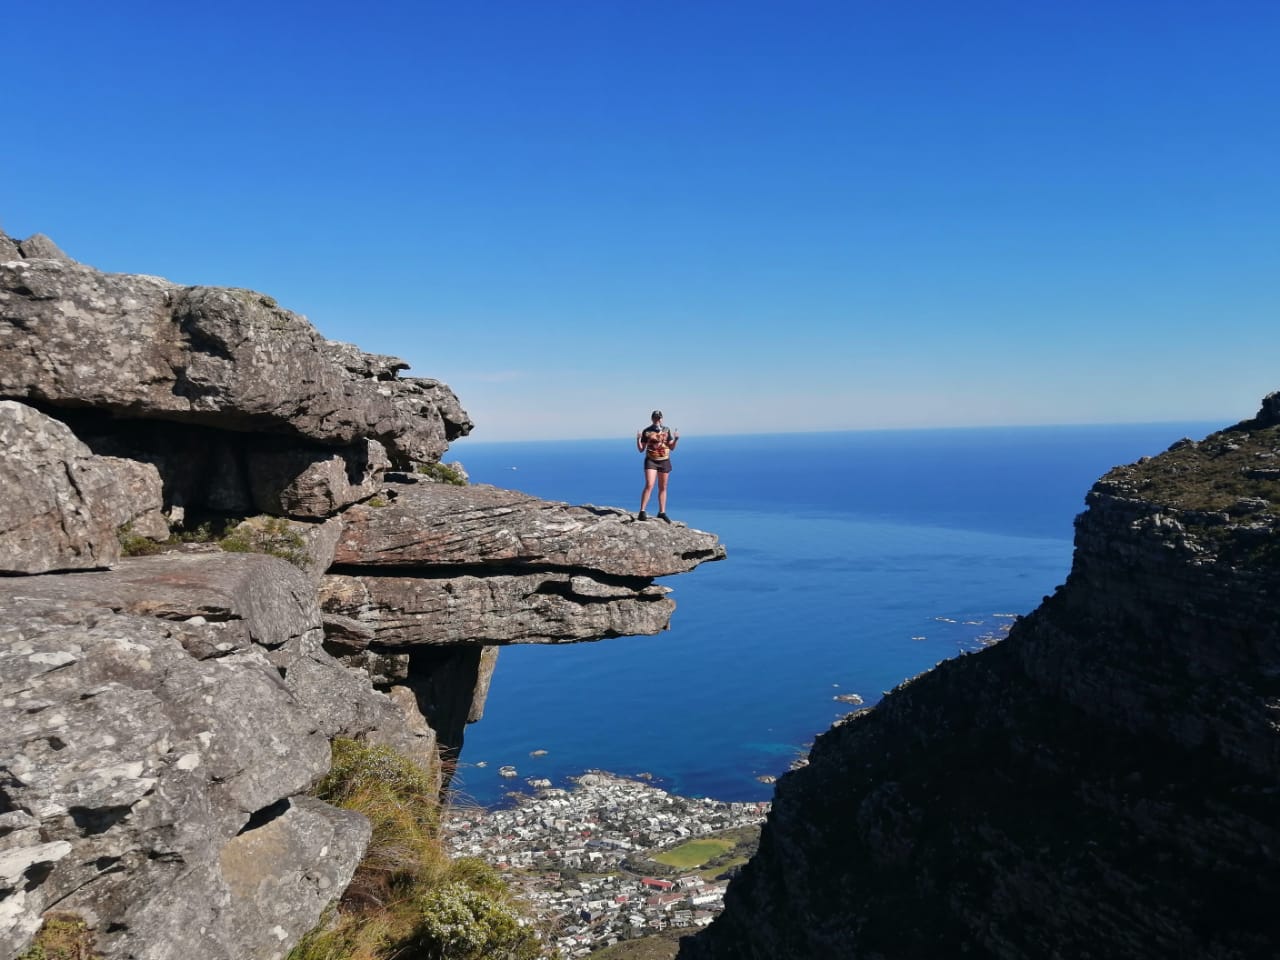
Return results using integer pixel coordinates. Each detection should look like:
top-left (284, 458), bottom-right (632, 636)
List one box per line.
top-left (288, 740), bottom-right (546, 960)
top-left (16, 912), bottom-right (99, 960)
top-left (416, 461), bottom-right (467, 486)
top-left (121, 514), bottom-right (313, 568)
top-left (117, 523), bottom-right (165, 557)
top-left (218, 516), bottom-right (309, 568)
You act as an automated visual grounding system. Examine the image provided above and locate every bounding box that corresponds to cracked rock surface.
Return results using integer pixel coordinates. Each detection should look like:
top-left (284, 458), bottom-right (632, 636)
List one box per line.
top-left (0, 596), bottom-right (360, 960)
top-left (0, 256), bottom-right (470, 466)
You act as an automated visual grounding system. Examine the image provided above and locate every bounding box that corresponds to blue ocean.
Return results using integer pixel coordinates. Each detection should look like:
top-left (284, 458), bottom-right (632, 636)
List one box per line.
top-left (446, 423), bottom-right (1218, 807)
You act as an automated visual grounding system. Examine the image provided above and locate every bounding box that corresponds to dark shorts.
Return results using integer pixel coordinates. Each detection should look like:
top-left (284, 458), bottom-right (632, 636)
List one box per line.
top-left (644, 457), bottom-right (672, 474)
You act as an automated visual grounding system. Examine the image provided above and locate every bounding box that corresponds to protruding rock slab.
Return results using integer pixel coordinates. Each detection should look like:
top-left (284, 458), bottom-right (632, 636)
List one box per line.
top-left (333, 480), bottom-right (726, 576)
top-left (0, 400), bottom-right (164, 574)
top-left (0, 257), bottom-right (471, 465)
top-left (322, 479), bottom-right (724, 646)
top-left (321, 571), bottom-right (676, 646)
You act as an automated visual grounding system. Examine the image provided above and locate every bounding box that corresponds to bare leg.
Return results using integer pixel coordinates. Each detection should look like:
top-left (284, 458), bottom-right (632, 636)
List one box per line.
top-left (657, 472), bottom-right (669, 514)
top-left (640, 468), bottom-right (658, 513)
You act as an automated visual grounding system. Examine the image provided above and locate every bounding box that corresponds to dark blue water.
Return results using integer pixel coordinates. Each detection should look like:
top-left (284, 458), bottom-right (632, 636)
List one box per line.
top-left (446, 423), bottom-right (1218, 806)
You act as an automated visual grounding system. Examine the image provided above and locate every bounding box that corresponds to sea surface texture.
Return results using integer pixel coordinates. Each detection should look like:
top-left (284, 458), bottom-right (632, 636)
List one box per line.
top-left (449, 423), bottom-right (1215, 806)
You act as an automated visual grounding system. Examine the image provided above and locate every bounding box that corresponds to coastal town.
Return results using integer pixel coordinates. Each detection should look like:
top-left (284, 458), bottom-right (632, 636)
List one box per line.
top-left (443, 772), bottom-right (770, 957)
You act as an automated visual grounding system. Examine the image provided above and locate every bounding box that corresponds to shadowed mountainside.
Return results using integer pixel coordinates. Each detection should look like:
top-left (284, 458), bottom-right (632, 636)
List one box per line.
top-left (679, 395), bottom-right (1280, 960)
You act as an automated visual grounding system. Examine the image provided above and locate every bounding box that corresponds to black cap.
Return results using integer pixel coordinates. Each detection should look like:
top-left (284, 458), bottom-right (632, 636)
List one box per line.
top-left (651, 410), bottom-right (663, 419)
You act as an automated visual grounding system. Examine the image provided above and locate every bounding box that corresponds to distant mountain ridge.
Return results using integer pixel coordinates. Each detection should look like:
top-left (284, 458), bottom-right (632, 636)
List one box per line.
top-left (678, 394), bottom-right (1280, 959)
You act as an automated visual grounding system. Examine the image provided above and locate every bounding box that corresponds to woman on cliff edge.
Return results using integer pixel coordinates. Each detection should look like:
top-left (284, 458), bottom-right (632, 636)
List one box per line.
top-left (636, 410), bottom-right (678, 522)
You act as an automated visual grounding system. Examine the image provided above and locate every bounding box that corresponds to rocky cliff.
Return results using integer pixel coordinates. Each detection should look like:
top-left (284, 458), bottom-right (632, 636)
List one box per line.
top-left (0, 232), bottom-right (724, 960)
top-left (678, 398), bottom-right (1280, 959)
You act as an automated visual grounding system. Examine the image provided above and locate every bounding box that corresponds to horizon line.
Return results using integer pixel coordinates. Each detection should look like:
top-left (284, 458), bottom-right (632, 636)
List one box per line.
top-left (451, 416), bottom-right (1235, 448)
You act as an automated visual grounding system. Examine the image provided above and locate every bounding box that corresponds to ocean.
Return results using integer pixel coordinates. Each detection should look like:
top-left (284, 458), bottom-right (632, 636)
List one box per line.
top-left (444, 422), bottom-right (1219, 807)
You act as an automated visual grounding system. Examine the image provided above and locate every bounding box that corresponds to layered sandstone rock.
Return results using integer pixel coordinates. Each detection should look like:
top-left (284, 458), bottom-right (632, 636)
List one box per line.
top-left (679, 395), bottom-right (1280, 960)
top-left (0, 251), bottom-right (470, 467)
top-left (0, 592), bottom-right (368, 960)
top-left (331, 480), bottom-right (724, 575)
top-left (323, 479), bottom-right (724, 646)
top-left (0, 230), bottom-right (724, 959)
top-left (0, 401), bottom-right (166, 573)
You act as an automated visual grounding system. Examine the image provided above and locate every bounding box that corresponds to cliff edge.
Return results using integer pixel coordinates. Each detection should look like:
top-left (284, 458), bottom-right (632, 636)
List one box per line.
top-left (0, 231), bottom-right (724, 960)
top-left (679, 397), bottom-right (1280, 959)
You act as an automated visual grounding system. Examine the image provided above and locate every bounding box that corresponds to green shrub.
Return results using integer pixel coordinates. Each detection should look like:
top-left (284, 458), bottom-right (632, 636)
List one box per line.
top-left (218, 516), bottom-right (308, 568)
top-left (288, 740), bottom-right (547, 960)
top-left (416, 462), bottom-right (467, 486)
top-left (16, 912), bottom-right (99, 959)
top-left (404, 881), bottom-right (541, 960)
top-left (117, 523), bottom-right (164, 557)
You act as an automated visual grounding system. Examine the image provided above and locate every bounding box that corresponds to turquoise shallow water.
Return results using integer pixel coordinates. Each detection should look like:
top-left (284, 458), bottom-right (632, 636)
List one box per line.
top-left (444, 422), bottom-right (1218, 806)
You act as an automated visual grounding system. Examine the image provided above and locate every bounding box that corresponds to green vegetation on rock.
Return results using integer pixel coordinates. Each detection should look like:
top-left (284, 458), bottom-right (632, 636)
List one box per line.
top-left (117, 522), bottom-right (164, 557)
top-left (1106, 423), bottom-right (1280, 516)
top-left (16, 913), bottom-right (99, 960)
top-left (118, 514), bottom-right (310, 568)
top-left (287, 739), bottom-right (545, 960)
top-left (417, 461), bottom-right (467, 485)
top-left (218, 515), bottom-right (309, 568)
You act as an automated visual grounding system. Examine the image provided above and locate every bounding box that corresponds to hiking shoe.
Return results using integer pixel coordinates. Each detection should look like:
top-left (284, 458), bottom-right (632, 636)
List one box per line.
top-left (637, 511), bottom-right (648, 521)
top-left (658, 512), bottom-right (671, 523)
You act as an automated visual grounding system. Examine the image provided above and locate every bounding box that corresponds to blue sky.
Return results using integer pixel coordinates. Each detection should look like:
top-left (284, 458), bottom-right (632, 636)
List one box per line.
top-left (5, 1), bottom-right (1277, 440)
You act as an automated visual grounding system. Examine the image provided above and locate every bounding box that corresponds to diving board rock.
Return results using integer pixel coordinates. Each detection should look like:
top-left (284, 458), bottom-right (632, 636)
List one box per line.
top-left (323, 478), bottom-right (724, 645)
top-left (332, 480), bottom-right (725, 576)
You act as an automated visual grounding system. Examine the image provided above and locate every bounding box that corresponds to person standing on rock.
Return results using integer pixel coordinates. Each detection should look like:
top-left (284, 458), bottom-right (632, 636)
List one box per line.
top-left (637, 410), bottom-right (678, 521)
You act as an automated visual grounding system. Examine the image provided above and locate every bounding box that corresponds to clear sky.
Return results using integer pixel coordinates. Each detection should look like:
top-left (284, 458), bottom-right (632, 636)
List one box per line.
top-left (5, 1), bottom-right (1276, 441)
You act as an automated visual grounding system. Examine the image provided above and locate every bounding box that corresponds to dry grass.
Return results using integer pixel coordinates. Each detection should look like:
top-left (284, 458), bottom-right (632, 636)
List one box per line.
top-left (16, 913), bottom-right (99, 960)
top-left (288, 739), bottom-right (546, 960)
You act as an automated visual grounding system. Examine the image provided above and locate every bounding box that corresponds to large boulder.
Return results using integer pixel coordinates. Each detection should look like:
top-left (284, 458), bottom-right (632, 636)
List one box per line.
top-left (0, 551), bottom-right (441, 960)
top-left (0, 595), bottom-right (365, 960)
top-left (3, 552), bottom-right (438, 762)
top-left (0, 401), bottom-right (165, 574)
top-left (0, 256), bottom-right (471, 466)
